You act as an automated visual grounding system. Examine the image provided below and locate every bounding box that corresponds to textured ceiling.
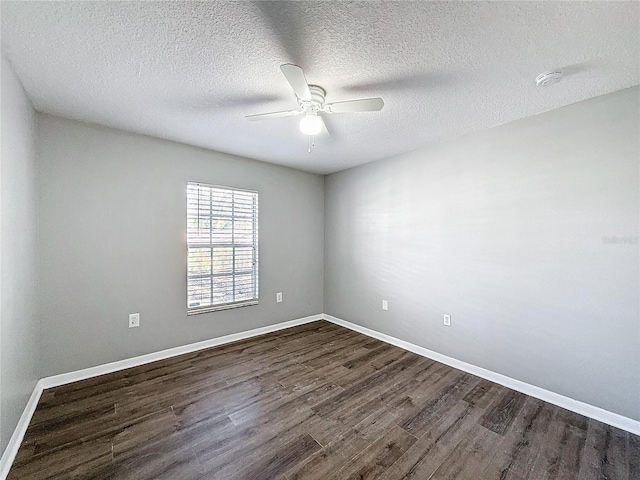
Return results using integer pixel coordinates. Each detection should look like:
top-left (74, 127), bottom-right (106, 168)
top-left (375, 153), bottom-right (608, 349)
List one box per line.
top-left (1, 1), bottom-right (639, 174)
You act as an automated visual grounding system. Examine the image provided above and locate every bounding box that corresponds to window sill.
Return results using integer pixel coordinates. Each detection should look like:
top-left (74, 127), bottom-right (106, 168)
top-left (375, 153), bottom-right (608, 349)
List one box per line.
top-left (187, 300), bottom-right (259, 316)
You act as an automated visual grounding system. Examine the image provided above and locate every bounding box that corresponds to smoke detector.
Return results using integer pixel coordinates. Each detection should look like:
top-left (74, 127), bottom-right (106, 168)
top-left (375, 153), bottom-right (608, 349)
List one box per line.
top-left (536, 71), bottom-right (563, 87)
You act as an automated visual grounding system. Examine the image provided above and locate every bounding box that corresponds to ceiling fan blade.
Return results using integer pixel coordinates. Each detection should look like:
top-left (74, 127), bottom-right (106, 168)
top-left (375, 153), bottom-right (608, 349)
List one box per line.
top-left (280, 64), bottom-right (312, 101)
top-left (325, 97), bottom-right (384, 114)
top-left (316, 116), bottom-right (330, 139)
top-left (245, 109), bottom-right (301, 121)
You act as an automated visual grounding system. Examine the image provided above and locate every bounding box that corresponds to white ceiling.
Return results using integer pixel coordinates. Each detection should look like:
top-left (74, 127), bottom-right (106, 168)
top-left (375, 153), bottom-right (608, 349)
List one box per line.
top-left (1, 1), bottom-right (639, 174)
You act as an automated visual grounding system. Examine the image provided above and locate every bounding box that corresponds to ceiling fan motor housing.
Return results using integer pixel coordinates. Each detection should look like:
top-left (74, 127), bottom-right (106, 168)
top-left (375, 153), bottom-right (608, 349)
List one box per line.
top-left (298, 85), bottom-right (326, 113)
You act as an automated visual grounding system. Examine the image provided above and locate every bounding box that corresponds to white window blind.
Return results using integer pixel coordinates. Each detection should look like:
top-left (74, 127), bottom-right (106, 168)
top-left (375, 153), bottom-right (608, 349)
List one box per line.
top-left (187, 182), bottom-right (258, 314)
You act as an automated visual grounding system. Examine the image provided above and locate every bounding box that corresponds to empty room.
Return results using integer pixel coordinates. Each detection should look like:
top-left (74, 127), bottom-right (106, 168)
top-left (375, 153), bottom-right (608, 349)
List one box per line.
top-left (1, 1), bottom-right (638, 479)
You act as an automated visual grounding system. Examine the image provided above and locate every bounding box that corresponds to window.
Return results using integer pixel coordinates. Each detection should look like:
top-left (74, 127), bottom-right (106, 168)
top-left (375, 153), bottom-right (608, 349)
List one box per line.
top-left (186, 182), bottom-right (258, 314)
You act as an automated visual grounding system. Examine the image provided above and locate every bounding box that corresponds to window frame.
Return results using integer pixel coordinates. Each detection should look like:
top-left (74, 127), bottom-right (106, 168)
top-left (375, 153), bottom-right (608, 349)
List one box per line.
top-left (186, 182), bottom-right (259, 315)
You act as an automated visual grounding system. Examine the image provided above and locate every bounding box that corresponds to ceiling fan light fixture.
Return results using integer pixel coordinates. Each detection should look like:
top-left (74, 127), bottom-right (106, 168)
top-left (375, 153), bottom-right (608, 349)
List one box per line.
top-left (299, 113), bottom-right (323, 136)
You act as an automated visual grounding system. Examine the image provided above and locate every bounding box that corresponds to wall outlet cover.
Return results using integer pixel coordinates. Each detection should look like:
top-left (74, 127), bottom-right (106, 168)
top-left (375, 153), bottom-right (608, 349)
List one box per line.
top-left (443, 314), bottom-right (451, 326)
top-left (129, 313), bottom-right (140, 328)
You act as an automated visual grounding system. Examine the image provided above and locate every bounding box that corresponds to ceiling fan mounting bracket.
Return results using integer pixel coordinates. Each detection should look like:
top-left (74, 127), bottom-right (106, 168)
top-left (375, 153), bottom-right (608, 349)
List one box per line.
top-left (298, 85), bottom-right (326, 114)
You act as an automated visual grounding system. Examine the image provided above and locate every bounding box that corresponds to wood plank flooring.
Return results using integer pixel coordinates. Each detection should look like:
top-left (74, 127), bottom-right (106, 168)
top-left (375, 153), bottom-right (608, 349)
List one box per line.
top-left (7, 321), bottom-right (639, 479)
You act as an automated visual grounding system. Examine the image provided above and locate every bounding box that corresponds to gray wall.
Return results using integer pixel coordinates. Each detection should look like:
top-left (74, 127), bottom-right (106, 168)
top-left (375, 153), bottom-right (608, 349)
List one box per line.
top-left (2, 78), bottom-right (638, 458)
top-left (37, 115), bottom-right (324, 377)
top-left (0, 56), bottom-right (40, 454)
top-left (324, 87), bottom-right (640, 421)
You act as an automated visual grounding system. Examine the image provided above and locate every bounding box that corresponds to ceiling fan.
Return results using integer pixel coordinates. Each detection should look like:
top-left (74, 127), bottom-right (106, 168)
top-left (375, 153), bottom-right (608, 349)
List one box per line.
top-left (246, 64), bottom-right (384, 138)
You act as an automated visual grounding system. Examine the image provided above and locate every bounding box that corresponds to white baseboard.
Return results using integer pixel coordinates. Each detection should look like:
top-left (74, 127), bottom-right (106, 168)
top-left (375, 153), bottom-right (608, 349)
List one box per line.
top-left (322, 314), bottom-right (640, 436)
top-left (0, 380), bottom-right (44, 479)
top-left (40, 314), bottom-right (323, 389)
top-left (0, 314), bottom-right (322, 479)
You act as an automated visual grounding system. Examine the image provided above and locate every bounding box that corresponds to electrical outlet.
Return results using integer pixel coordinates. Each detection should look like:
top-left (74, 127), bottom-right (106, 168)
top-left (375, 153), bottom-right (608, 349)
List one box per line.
top-left (443, 314), bottom-right (451, 326)
top-left (276, 292), bottom-right (283, 303)
top-left (382, 300), bottom-right (388, 311)
top-left (129, 313), bottom-right (140, 328)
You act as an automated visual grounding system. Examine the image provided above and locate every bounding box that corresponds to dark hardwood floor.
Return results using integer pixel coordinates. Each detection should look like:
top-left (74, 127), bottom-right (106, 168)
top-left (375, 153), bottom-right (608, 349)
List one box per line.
top-left (7, 321), bottom-right (638, 479)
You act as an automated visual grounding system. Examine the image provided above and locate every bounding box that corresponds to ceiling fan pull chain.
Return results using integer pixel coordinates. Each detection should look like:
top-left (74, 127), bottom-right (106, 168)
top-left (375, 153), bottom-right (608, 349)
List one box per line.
top-left (308, 135), bottom-right (317, 153)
